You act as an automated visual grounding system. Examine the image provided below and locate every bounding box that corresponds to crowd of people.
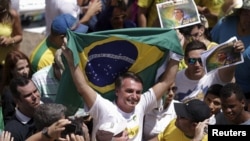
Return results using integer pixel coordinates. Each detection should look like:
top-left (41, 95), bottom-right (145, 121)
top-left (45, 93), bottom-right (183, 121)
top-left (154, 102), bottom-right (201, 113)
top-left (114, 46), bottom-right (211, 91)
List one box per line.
top-left (1, 0), bottom-right (250, 141)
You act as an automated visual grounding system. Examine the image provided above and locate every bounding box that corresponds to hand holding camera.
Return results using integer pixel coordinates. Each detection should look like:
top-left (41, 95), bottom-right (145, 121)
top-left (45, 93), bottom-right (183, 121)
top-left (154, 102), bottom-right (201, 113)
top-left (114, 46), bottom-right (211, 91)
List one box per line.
top-left (61, 118), bottom-right (85, 138)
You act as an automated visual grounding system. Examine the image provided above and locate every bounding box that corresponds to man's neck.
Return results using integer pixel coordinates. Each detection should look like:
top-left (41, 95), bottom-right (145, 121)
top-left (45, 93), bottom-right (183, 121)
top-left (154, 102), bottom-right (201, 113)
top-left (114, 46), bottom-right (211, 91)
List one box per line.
top-left (16, 108), bottom-right (33, 124)
top-left (184, 132), bottom-right (194, 139)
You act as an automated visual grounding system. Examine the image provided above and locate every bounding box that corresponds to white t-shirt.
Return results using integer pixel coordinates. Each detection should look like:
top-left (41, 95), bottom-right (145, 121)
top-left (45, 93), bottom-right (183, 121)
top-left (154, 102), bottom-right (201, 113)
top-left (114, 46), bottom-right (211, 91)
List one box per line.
top-left (45, 0), bottom-right (80, 36)
top-left (143, 99), bottom-right (179, 140)
top-left (175, 69), bottom-right (225, 102)
top-left (88, 88), bottom-right (157, 141)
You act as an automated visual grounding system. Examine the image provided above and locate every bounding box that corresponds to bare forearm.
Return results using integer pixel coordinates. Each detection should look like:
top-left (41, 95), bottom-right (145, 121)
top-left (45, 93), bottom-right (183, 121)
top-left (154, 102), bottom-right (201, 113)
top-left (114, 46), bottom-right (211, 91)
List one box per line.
top-left (219, 65), bottom-right (236, 83)
top-left (68, 63), bottom-right (96, 108)
top-left (26, 132), bottom-right (51, 141)
top-left (137, 7), bottom-right (147, 27)
top-left (11, 35), bottom-right (22, 45)
top-left (79, 13), bottom-right (92, 24)
top-left (153, 59), bottom-right (179, 100)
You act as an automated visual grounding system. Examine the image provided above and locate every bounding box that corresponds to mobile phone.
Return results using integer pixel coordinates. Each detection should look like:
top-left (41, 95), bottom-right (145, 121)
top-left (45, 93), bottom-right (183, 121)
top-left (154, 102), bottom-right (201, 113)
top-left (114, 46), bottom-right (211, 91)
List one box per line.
top-left (61, 123), bottom-right (77, 138)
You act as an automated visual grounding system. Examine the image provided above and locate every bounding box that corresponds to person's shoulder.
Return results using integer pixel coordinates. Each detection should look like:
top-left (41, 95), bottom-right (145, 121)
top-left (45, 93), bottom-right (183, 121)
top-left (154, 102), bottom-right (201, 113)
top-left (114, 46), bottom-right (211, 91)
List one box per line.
top-left (168, 118), bottom-right (177, 128)
top-left (4, 117), bottom-right (23, 129)
top-left (176, 69), bottom-right (186, 77)
top-left (32, 65), bottom-right (53, 76)
top-left (219, 16), bottom-right (238, 25)
top-left (4, 117), bottom-right (32, 141)
top-left (162, 118), bottom-right (180, 134)
top-left (30, 38), bottom-right (49, 57)
top-left (215, 112), bottom-right (230, 125)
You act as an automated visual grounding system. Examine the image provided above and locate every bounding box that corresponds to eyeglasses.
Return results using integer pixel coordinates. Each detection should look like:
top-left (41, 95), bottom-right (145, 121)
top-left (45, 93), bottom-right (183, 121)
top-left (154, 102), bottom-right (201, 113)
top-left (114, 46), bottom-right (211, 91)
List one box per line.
top-left (187, 58), bottom-right (202, 65)
top-left (167, 86), bottom-right (178, 93)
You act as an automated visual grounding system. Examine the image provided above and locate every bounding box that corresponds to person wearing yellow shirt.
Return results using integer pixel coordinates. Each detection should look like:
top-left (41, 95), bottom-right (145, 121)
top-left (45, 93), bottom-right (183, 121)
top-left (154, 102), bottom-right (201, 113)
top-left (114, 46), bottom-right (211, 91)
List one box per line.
top-left (149, 99), bottom-right (210, 141)
top-left (137, 0), bottom-right (163, 27)
top-left (194, 0), bottom-right (224, 29)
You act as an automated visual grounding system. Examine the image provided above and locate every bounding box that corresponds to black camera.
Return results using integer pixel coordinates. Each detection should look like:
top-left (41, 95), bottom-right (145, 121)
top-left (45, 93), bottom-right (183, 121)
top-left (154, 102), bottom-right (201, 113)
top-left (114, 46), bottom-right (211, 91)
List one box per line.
top-left (61, 118), bottom-right (84, 138)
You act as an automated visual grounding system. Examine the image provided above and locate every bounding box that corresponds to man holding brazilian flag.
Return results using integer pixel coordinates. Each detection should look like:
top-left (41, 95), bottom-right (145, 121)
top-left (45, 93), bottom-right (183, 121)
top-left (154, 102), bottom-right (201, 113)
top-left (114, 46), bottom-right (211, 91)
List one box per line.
top-left (55, 28), bottom-right (183, 115)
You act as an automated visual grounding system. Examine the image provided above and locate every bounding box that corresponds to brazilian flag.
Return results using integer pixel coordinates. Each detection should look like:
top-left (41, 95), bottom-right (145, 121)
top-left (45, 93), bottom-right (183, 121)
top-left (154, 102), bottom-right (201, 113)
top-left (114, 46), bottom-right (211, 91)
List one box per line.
top-left (55, 28), bottom-right (183, 115)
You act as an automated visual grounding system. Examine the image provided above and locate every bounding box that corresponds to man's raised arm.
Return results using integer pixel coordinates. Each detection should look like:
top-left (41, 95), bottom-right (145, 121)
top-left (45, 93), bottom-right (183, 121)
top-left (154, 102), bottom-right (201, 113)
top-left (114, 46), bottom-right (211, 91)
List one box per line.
top-left (61, 39), bottom-right (97, 109)
top-left (152, 56), bottom-right (179, 100)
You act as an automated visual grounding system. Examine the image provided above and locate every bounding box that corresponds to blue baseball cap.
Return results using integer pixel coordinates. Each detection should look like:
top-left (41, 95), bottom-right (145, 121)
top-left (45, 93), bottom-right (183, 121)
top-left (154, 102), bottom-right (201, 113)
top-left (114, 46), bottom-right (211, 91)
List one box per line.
top-left (51, 14), bottom-right (88, 34)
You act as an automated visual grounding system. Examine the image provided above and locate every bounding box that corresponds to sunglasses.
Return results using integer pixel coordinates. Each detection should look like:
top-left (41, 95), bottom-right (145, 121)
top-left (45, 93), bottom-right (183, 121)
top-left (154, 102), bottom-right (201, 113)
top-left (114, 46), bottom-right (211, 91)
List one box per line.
top-left (187, 58), bottom-right (202, 65)
top-left (167, 86), bottom-right (178, 93)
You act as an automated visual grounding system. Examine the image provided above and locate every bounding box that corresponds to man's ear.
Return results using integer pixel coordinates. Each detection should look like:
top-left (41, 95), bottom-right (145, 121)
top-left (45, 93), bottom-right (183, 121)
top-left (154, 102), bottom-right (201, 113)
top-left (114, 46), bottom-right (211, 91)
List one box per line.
top-left (115, 88), bottom-right (119, 97)
top-left (191, 122), bottom-right (198, 130)
top-left (241, 99), bottom-right (246, 108)
top-left (60, 34), bottom-right (65, 39)
top-left (192, 121), bottom-right (198, 126)
top-left (199, 26), bottom-right (205, 34)
top-left (13, 97), bottom-right (20, 105)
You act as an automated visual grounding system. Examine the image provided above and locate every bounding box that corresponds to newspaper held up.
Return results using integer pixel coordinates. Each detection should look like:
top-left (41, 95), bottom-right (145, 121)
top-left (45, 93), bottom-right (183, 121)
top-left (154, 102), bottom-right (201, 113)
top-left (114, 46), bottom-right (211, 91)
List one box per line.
top-left (201, 36), bottom-right (244, 73)
top-left (156, 0), bottom-right (200, 29)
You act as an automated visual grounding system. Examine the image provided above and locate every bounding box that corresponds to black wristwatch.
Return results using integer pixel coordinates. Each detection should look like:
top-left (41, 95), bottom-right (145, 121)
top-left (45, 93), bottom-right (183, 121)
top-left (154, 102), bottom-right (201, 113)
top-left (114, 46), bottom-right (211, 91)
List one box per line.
top-left (42, 127), bottom-right (52, 139)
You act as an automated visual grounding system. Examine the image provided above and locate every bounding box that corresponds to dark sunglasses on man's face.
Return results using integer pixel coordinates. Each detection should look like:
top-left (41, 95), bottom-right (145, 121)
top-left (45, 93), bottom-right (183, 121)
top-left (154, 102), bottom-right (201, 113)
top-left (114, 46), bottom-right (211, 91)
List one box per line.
top-left (187, 58), bottom-right (202, 65)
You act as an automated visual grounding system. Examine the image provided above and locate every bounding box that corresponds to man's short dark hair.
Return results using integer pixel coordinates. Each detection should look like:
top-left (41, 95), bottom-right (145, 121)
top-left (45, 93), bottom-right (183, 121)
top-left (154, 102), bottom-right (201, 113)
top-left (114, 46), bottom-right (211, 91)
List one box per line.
top-left (34, 103), bottom-right (67, 131)
top-left (115, 71), bottom-right (143, 90)
top-left (205, 84), bottom-right (223, 97)
top-left (174, 8), bottom-right (184, 14)
top-left (220, 83), bottom-right (246, 101)
top-left (9, 76), bottom-right (30, 100)
top-left (184, 40), bottom-right (207, 57)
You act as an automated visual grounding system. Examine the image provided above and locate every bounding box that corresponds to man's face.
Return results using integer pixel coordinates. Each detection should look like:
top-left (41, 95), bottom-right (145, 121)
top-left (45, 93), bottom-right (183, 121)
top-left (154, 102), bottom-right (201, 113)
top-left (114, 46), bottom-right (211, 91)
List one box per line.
top-left (16, 80), bottom-right (41, 115)
top-left (239, 9), bottom-right (250, 30)
top-left (116, 78), bottom-right (143, 113)
top-left (165, 83), bottom-right (177, 105)
top-left (54, 35), bottom-right (65, 49)
top-left (175, 116), bottom-right (193, 133)
top-left (221, 94), bottom-right (245, 123)
top-left (185, 49), bottom-right (205, 80)
top-left (110, 7), bottom-right (126, 29)
top-left (204, 94), bottom-right (221, 116)
top-left (174, 9), bottom-right (184, 20)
